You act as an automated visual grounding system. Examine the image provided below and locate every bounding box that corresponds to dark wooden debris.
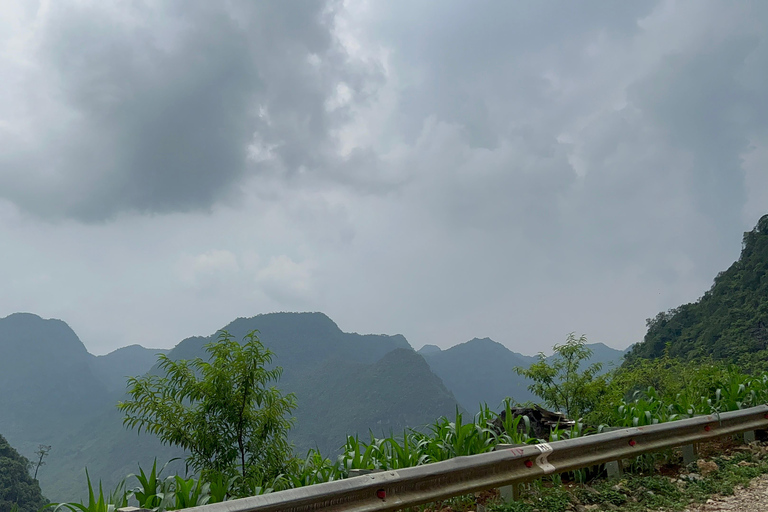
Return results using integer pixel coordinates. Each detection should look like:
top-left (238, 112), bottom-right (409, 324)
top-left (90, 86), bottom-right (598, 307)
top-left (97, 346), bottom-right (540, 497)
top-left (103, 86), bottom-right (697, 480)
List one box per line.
top-left (490, 405), bottom-right (576, 440)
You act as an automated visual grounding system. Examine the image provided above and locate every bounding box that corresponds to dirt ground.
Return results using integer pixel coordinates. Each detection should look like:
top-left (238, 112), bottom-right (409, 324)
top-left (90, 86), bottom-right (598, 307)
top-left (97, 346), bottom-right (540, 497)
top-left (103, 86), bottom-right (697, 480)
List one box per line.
top-left (683, 473), bottom-right (768, 512)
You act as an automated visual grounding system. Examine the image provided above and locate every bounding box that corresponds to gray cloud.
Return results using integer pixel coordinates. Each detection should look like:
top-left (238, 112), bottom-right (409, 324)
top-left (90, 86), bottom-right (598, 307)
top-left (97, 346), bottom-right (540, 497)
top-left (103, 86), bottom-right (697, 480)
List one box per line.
top-left (1, 0), bottom-right (768, 355)
top-left (0, 0), bottom-right (376, 221)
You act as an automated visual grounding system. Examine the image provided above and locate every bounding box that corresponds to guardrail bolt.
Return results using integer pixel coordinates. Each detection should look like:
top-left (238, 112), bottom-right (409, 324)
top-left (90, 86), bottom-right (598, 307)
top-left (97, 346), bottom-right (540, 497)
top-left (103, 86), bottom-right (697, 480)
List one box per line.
top-left (376, 489), bottom-right (386, 500)
top-left (628, 439), bottom-right (636, 446)
top-left (524, 460), bottom-right (533, 468)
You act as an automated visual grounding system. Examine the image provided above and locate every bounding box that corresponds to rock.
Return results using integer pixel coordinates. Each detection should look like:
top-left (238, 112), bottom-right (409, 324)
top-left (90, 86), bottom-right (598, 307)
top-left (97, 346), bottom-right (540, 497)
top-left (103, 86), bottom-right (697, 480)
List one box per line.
top-left (697, 459), bottom-right (719, 476)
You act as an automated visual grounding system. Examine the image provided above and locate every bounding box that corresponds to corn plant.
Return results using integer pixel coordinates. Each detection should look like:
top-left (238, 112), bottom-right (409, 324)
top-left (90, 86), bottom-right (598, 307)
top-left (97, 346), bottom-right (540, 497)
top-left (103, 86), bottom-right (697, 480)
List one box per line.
top-left (206, 473), bottom-right (240, 503)
top-left (276, 449), bottom-right (343, 488)
top-left (378, 431), bottom-right (430, 469)
top-left (339, 434), bottom-right (387, 471)
top-left (427, 408), bottom-right (502, 461)
top-left (170, 476), bottom-right (210, 509)
top-left (613, 387), bottom-right (674, 427)
top-left (45, 469), bottom-right (129, 512)
top-left (128, 459), bottom-right (171, 510)
top-left (492, 399), bottom-right (535, 445)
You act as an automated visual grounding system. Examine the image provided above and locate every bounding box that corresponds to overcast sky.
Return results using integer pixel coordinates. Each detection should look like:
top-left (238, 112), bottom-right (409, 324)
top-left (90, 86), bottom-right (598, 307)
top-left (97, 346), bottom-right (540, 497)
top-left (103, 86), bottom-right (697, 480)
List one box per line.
top-left (1, 0), bottom-right (766, 356)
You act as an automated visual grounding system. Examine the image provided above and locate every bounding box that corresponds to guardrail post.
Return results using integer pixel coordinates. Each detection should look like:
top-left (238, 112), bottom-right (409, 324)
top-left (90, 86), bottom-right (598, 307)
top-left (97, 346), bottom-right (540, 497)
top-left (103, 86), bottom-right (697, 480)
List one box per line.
top-left (600, 426), bottom-right (623, 479)
top-left (682, 443), bottom-right (697, 465)
top-left (605, 460), bottom-right (623, 480)
top-left (494, 443), bottom-right (526, 503)
top-left (744, 430), bottom-right (756, 443)
top-left (499, 482), bottom-right (521, 503)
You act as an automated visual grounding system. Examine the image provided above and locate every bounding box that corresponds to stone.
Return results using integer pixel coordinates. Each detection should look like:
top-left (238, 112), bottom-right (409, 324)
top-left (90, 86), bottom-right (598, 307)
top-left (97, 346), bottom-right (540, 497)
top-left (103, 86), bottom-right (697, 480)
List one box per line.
top-left (697, 459), bottom-right (719, 476)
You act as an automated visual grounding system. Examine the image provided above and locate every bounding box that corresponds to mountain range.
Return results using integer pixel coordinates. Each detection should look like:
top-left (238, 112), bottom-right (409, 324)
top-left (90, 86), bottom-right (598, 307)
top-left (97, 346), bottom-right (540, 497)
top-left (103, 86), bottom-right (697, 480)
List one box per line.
top-left (0, 311), bottom-right (624, 502)
top-left (418, 337), bottom-right (627, 412)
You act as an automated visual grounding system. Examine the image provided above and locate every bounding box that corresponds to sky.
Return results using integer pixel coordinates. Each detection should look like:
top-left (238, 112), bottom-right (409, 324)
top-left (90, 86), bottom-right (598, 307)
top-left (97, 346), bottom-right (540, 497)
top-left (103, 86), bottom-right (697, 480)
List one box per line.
top-left (1, 0), bottom-right (766, 356)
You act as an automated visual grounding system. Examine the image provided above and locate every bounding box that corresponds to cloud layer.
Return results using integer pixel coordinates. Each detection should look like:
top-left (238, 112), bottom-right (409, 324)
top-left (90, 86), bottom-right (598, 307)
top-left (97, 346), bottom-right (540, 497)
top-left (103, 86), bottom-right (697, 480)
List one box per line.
top-left (0, 0), bottom-right (766, 354)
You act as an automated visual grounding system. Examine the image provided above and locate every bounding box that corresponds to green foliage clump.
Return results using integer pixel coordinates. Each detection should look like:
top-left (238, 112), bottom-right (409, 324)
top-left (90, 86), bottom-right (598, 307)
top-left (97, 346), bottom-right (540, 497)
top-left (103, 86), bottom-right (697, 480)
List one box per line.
top-left (117, 330), bottom-right (296, 493)
top-left (591, 359), bottom-right (768, 427)
top-left (514, 333), bottom-right (609, 419)
top-left (0, 434), bottom-right (48, 512)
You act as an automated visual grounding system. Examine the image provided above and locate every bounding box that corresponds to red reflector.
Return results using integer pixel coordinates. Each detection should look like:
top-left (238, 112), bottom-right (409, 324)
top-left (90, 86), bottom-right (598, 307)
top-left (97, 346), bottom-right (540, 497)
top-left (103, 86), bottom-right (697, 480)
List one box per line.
top-left (629, 439), bottom-right (636, 446)
top-left (376, 489), bottom-right (386, 500)
top-left (524, 460), bottom-right (533, 468)
top-left (704, 425), bottom-right (711, 432)
top-left (765, 413), bottom-right (768, 419)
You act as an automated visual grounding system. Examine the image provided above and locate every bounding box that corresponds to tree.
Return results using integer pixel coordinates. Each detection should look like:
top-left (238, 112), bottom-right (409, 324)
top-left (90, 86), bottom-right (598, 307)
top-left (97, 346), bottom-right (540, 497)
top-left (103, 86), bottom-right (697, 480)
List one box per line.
top-left (0, 434), bottom-right (47, 512)
top-left (117, 330), bottom-right (297, 490)
top-left (31, 445), bottom-right (50, 481)
top-left (514, 334), bottom-right (607, 419)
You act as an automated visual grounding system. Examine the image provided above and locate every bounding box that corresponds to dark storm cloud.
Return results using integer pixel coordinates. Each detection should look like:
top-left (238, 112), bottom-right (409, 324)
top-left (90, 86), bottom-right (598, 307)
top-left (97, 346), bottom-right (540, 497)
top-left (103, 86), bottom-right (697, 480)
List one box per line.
top-left (0, 0), bottom-right (370, 221)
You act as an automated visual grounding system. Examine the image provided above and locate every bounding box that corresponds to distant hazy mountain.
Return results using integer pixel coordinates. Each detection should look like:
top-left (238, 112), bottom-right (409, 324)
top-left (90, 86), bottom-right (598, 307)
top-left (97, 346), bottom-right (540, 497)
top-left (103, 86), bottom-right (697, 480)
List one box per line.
top-left (0, 313), bottom-right (111, 449)
top-left (0, 313), bottom-right (178, 502)
top-left (163, 312), bottom-right (412, 378)
top-left (1, 309), bottom-right (626, 503)
top-left (288, 348), bottom-right (460, 453)
top-left (0, 312), bottom-right (458, 502)
top-left (419, 337), bottom-right (626, 413)
top-left (91, 345), bottom-right (169, 394)
top-left (161, 313), bottom-right (458, 456)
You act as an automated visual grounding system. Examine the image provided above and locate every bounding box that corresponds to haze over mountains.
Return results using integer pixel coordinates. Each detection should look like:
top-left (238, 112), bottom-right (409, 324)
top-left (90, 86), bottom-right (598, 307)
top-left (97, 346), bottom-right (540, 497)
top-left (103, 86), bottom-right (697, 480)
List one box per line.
top-left (0, 311), bottom-right (624, 502)
top-left (418, 337), bottom-right (627, 411)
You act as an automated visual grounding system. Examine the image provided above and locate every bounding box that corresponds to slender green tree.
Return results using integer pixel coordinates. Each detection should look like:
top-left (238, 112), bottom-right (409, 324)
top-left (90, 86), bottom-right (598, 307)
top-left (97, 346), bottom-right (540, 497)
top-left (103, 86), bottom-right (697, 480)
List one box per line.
top-left (514, 333), bottom-right (608, 419)
top-left (118, 330), bottom-right (296, 490)
top-left (32, 445), bottom-right (51, 481)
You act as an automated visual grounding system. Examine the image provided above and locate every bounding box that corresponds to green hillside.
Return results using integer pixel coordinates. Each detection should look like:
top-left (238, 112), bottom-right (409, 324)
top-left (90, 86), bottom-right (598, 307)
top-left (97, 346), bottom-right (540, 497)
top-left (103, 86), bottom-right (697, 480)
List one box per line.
top-left (0, 434), bottom-right (47, 512)
top-left (626, 214), bottom-right (768, 369)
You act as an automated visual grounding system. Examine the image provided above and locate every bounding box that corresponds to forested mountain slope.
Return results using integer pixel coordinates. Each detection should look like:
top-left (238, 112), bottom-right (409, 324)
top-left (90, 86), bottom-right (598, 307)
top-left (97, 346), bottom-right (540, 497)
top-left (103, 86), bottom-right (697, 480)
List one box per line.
top-left (626, 214), bottom-right (768, 369)
top-left (0, 433), bottom-right (47, 512)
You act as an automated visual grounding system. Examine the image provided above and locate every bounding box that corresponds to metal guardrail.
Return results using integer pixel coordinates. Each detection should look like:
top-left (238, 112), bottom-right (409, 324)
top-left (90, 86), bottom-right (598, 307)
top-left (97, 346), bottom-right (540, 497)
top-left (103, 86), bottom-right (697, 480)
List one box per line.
top-left (177, 405), bottom-right (768, 512)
